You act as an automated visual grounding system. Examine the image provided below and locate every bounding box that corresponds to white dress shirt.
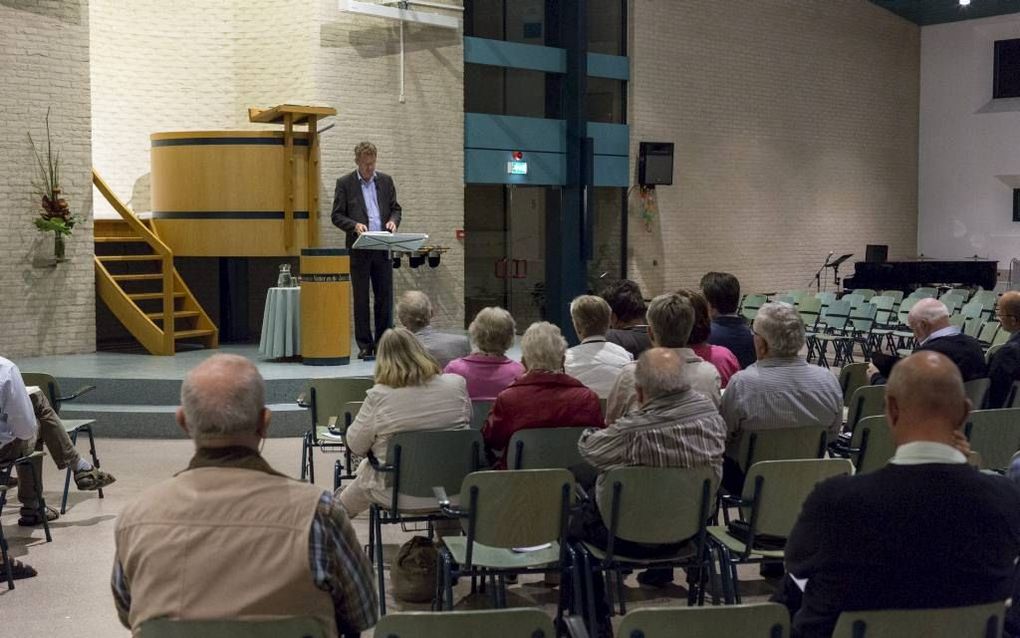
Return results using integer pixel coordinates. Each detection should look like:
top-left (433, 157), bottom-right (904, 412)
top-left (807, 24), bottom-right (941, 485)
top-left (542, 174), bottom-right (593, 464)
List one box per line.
top-left (889, 441), bottom-right (966, 465)
top-left (565, 336), bottom-right (633, 398)
top-left (0, 356), bottom-right (37, 447)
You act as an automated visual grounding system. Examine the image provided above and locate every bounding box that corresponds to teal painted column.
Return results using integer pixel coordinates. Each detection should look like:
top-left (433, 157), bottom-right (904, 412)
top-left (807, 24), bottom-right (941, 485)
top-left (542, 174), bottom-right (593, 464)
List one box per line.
top-left (546, 0), bottom-right (589, 345)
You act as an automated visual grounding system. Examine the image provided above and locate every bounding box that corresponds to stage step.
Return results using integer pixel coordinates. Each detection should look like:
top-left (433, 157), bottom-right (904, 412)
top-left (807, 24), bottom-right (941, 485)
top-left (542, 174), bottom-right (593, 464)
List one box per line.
top-left (95, 236), bottom-right (145, 243)
top-left (174, 329), bottom-right (216, 340)
top-left (114, 273), bottom-right (164, 282)
top-left (61, 402), bottom-right (308, 438)
top-left (146, 310), bottom-right (201, 320)
top-left (97, 254), bottom-right (162, 262)
top-left (128, 292), bottom-right (186, 301)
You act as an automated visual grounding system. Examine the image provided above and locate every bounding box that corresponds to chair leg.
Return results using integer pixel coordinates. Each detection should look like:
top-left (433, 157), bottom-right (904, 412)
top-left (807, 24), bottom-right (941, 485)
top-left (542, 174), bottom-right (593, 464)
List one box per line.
top-left (85, 426), bottom-right (104, 500)
top-left (22, 458), bottom-right (52, 543)
top-left (300, 433), bottom-right (308, 480)
top-left (61, 429), bottom-right (79, 515)
top-left (0, 529), bottom-right (14, 590)
top-left (307, 437), bottom-right (315, 484)
top-left (616, 568), bottom-right (627, 616)
top-left (374, 508), bottom-right (386, 615)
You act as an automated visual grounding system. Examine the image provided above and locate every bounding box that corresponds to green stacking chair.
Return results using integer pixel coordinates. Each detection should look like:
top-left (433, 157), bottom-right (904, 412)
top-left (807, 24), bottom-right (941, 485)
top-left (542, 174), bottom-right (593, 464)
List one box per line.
top-left (574, 467), bottom-right (718, 625)
top-left (507, 427), bottom-right (589, 470)
top-left (868, 296), bottom-right (898, 354)
top-left (851, 289), bottom-right (876, 301)
top-left (709, 459), bottom-right (854, 604)
top-left (363, 428), bottom-right (482, 615)
top-left (470, 399), bottom-right (494, 430)
top-left (976, 321), bottom-right (1001, 349)
top-left (799, 296), bottom-right (823, 335)
top-left (21, 372), bottom-right (101, 514)
top-left (839, 363), bottom-right (871, 409)
top-left (138, 617), bottom-right (327, 638)
top-left (879, 290), bottom-right (904, 305)
top-left (616, 603), bottom-right (791, 638)
top-left (332, 401), bottom-right (363, 490)
top-left (741, 294), bottom-right (768, 321)
top-left (374, 609), bottom-right (556, 638)
top-left (845, 384), bottom-right (886, 434)
top-left (809, 300), bottom-right (851, 368)
top-left (964, 408), bottom-right (1020, 472)
top-left (435, 469), bottom-right (577, 624)
top-left (731, 426), bottom-right (829, 480)
top-left (843, 415), bottom-right (896, 474)
top-left (830, 601), bottom-right (1005, 638)
top-left (298, 377), bottom-right (374, 483)
top-left (0, 451), bottom-right (51, 543)
top-left (964, 378), bottom-right (990, 410)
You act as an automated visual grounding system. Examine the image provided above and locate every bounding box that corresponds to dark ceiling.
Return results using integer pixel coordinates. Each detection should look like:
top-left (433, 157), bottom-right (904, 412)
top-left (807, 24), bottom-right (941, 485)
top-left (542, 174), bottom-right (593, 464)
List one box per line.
top-left (870, 0), bottom-right (1020, 25)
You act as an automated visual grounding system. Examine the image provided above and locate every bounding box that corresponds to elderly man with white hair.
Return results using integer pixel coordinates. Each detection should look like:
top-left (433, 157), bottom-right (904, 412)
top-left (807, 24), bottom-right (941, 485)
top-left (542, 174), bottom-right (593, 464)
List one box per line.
top-left (565, 295), bottom-right (633, 398)
top-left (720, 302), bottom-right (842, 493)
top-left (482, 322), bottom-right (603, 469)
top-left (869, 297), bottom-right (986, 385)
top-left (112, 354), bottom-right (377, 637)
top-left (396, 290), bottom-right (470, 368)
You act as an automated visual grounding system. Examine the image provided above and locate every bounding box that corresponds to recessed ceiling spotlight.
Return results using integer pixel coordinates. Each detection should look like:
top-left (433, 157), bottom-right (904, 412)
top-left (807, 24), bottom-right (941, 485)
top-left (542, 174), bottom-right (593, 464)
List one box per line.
top-left (960, 0), bottom-right (971, 5)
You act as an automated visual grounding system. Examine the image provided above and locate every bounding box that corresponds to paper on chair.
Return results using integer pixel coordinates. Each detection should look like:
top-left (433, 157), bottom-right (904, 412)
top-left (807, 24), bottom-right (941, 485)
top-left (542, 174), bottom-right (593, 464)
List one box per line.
top-left (512, 543), bottom-right (553, 553)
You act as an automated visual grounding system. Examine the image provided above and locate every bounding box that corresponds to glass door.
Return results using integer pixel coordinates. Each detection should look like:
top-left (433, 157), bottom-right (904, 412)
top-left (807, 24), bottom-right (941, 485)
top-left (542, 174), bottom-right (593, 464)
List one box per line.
top-left (464, 185), bottom-right (551, 332)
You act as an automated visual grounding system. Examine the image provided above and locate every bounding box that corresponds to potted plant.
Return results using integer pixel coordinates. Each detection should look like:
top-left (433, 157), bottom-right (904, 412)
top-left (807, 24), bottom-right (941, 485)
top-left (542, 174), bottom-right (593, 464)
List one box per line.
top-left (29, 108), bottom-right (77, 262)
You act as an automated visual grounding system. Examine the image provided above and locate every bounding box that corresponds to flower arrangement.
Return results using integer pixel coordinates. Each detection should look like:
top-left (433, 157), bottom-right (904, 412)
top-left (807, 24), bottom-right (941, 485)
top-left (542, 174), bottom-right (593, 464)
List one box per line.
top-left (29, 108), bottom-right (77, 261)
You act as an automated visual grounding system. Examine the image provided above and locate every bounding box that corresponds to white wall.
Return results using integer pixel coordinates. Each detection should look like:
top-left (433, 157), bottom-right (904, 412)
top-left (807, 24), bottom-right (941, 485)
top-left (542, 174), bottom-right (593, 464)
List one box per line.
top-left (919, 13), bottom-right (1020, 272)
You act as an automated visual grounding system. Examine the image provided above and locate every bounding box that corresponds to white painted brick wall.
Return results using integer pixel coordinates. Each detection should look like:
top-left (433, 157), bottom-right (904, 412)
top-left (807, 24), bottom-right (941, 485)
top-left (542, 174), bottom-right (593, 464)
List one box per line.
top-left (0, 1), bottom-right (96, 358)
top-left (627, 0), bottom-right (920, 298)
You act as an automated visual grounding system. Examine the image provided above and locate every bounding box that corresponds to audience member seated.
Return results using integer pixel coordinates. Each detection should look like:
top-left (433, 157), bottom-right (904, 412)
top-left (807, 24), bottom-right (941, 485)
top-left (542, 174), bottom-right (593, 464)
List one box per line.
top-left (340, 328), bottom-right (471, 517)
top-left (720, 302), bottom-right (842, 494)
top-left (675, 288), bottom-right (740, 387)
top-left (986, 291), bottom-right (1020, 408)
top-left (869, 297), bottom-right (987, 384)
top-left (112, 354), bottom-right (377, 636)
top-left (600, 279), bottom-right (652, 359)
top-left (483, 322), bottom-right (603, 468)
top-left (575, 348), bottom-right (727, 597)
top-left (564, 294), bottom-right (633, 397)
top-left (605, 293), bottom-right (721, 424)
top-left (396, 290), bottom-right (470, 368)
top-left (778, 351), bottom-right (1020, 638)
top-left (0, 356), bottom-right (39, 580)
top-left (444, 306), bottom-right (525, 400)
top-left (0, 356), bottom-right (116, 528)
top-left (700, 271), bottom-right (756, 369)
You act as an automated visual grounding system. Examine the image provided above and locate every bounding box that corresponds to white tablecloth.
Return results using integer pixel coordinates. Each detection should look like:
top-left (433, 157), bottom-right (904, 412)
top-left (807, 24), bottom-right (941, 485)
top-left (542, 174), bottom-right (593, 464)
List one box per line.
top-left (259, 287), bottom-right (301, 359)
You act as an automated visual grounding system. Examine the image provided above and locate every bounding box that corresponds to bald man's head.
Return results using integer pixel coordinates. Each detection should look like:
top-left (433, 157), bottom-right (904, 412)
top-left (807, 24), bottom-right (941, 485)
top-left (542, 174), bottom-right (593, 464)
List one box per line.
top-left (885, 351), bottom-right (970, 446)
top-left (634, 347), bottom-right (688, 404)
top-left (907, 298), bottom-right (950, 343)
top-left (178, 354), bottom-right (269, 446)
top-left (999, 291), bottom-right (1020, 334)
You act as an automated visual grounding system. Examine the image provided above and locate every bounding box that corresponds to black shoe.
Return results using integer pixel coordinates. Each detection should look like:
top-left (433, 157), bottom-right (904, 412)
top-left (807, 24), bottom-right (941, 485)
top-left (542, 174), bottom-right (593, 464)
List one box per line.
top-left (357, 349), bottom-right (375, 360)
top-left (760, 561), bottom-right (785, 579)
top-left (636, 567), bottom-right (674, 588)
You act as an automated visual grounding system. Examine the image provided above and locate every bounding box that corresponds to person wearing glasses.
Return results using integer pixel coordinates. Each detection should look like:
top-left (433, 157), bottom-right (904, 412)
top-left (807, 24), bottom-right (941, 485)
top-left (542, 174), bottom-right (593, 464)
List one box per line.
top-left (987, 291), bottom-right (1020, 407)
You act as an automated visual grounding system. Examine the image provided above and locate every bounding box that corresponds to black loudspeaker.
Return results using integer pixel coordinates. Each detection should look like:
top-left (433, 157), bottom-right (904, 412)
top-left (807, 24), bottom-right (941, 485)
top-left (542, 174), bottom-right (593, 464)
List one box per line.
top-left (1013, 189), bottom-right (1020, 222)
top-left (865, 244), bottom-right (888, 263)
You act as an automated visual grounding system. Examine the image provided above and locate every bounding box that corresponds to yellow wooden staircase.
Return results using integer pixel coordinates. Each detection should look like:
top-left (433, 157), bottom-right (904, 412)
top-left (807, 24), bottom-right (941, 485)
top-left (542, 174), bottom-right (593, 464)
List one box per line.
top-left (93, 169), bottom-right (218, 355)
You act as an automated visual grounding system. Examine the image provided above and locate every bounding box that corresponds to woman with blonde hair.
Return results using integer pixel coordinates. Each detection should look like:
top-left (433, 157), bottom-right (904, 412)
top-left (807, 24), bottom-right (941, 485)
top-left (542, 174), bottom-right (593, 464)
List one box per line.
top-left (445, 306), bottom-right (525, 399)
top-left (338, 327), bottom-right (471, 517)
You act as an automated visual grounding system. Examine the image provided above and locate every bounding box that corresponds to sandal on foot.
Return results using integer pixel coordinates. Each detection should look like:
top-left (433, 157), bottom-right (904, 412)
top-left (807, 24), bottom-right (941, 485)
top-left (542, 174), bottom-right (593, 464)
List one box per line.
top-left (0, 557), bottom-right (38, 580)
top-left (18, 505), bottom-right (59, 527)
top-left (74, 467), bottom-right (116, 491)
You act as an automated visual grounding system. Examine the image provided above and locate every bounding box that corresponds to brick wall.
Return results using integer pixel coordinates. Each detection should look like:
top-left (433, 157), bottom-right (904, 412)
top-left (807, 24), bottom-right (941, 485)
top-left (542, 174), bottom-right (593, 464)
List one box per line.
top-left (0, 0), bottom-right (96, 357)
top-left (627, 0), bottom-right (920, 298)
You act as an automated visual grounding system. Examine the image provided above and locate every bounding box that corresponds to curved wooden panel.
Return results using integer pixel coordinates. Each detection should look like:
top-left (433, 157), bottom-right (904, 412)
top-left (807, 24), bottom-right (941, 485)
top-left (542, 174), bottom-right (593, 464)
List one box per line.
top-left (300, 250), bottom-right (351, 365)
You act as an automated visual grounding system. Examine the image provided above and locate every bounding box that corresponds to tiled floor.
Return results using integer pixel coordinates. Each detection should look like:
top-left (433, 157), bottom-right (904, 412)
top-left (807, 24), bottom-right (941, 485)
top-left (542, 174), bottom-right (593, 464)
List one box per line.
top-left (0, 437), bottom-right (777, 637)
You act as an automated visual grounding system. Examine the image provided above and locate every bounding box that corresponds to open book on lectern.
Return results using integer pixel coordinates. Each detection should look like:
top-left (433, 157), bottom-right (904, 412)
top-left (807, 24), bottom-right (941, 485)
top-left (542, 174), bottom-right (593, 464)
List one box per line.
top-left (351, 231), bottom-right (429, 253)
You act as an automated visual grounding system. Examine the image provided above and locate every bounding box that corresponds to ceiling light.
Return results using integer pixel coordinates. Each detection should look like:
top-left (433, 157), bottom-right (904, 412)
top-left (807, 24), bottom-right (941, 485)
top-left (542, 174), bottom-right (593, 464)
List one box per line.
top-left (960, 0), bottom-right (970, 5)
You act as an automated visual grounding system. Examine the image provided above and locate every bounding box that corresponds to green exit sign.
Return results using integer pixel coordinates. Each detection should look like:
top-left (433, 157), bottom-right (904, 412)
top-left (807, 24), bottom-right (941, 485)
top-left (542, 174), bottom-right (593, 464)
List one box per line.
top-left (507, 160), bottom-right (528, 175)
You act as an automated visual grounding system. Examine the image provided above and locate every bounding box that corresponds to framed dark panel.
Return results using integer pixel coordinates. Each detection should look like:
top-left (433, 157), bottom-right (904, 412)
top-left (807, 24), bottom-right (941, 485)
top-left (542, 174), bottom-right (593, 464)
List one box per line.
top-left (994, 39), bottom-right (1020, 99)
top-left (1013, 188), bottom-right (1020, 222)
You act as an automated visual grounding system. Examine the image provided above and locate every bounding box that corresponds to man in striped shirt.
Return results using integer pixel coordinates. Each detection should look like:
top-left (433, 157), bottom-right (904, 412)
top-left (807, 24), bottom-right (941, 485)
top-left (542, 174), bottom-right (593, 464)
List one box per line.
top-left (720, 302), bottom-right (842, 494)
top-left (574, 348), bottom-right (727, 602)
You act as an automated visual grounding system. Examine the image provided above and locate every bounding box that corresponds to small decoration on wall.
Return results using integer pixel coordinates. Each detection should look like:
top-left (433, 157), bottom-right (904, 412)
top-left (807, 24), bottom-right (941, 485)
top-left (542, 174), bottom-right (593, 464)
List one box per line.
top-left (29, 108), bottom-right (78, 263)
top-left (629, 184), bottom-right (659, 232)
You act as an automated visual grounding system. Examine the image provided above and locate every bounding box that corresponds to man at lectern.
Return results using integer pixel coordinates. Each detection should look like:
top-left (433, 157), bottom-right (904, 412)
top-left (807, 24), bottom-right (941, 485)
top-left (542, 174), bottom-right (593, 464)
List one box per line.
top-left (331, 141), bottom-right (402, 360)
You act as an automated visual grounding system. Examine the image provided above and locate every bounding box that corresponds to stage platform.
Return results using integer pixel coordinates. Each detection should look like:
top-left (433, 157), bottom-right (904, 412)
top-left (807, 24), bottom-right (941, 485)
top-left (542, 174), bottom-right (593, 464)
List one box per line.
top-left (14, 335), bottom-right (501, 439)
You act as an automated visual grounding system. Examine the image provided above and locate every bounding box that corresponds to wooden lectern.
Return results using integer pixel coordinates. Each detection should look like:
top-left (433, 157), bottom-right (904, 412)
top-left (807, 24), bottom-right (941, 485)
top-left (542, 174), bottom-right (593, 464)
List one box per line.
top-left (248, 104), bottom-right (337, 251)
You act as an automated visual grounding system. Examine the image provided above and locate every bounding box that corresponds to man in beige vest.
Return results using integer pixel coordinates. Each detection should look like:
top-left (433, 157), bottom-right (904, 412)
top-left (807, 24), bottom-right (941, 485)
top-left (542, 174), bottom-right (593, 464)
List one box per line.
top-left (112, 354), bottom-right (377, 637)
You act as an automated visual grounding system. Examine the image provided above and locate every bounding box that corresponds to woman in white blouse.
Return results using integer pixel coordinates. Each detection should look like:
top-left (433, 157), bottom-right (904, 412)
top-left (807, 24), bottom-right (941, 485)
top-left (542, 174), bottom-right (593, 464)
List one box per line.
top-left (337, 327), bottom-right (471, 517)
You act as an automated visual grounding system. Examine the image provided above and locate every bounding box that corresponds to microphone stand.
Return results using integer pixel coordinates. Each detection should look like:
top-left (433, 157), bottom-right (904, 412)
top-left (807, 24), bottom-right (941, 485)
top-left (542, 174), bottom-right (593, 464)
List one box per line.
top-left (813, 254), bottom-right (832, 292)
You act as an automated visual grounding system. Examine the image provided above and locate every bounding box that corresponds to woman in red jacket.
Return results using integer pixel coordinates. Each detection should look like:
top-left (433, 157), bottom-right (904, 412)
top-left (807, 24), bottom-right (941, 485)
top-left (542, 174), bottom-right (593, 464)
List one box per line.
top-left (482, 321), bottom-right (604, 469)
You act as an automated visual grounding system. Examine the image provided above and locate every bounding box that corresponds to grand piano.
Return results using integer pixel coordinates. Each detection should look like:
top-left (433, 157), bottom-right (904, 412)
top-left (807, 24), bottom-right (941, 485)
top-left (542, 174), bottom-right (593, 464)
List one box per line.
top-left (843, 259), bottom-right (998, 293)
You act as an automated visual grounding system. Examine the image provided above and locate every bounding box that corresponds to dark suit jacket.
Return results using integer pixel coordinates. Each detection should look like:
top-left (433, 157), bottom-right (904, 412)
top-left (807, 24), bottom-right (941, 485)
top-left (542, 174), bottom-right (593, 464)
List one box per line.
top-left (708, 315), bottom-right (757, 369)
top-left (988, 331), bottom-right (1020, 408)
top-left (330, 170), bottom-right (402, 249)
top-left (871, 332), bottom-right (988, 386)
top-left (786, 462), bottom-right (1020, 638)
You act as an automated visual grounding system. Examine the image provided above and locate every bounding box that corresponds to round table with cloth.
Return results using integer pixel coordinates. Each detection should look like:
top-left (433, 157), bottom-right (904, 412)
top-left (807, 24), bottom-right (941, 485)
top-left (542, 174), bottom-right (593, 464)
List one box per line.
top-left (258, 286), bottom-right (301, 359)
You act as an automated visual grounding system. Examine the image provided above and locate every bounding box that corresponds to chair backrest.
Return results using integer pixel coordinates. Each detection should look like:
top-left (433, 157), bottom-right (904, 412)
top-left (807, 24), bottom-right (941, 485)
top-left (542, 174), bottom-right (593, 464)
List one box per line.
top-left (138, 617), bottom-right (328, 638)
top-left (773, 294), bottom-right (795, 305)
top-left (846, 384), bottom-right (886, 432)
top-left (20, 372), bottom-right (59, 410)
top-left (507, 427), bottom-right (588, 470)
top-left (341, 401), bottom-right (363, 429)
top-left (734, 426), bottom-right (829, 473)
top-left (374, 609), bottom-right (557, 638)
top-left (742, 294), bottom-right (767, 320)
top-left (595, 466), bottom-right (718, 546)
top-left (964, 317), bottom-right (984, 339)
top-left (914, 287), bottom-right (937, 298)
top-left (853, 288), bottom-right (877, 301)
top-left (964, 408), bottom-right (1020, 471)
top-left (839, 363), bottom-right (871, 408)
top-left (797, 296), bottom-right (823, 329)
top-left (307, 377), bottom-right (374, 429)
top-left (470, 399), bottom-right (493, 430)
top-left (964, 378), bottom-right (990, 410)
top-left (992, 325), bottom-right (1011, 347)
top-left (977, 321), bottom-right (1001, 346)
top-left (986, 343), bottom-right (1004, 364)
top-left (788, 290), bottom-right (809, 303)
top-left (1008, 382), bottom-right (1020, 409)
top-left (879, 290), bottom-right (904, 304)
top-left (830, 601), bottom-right (1005, 638)
top-left (848, 302), bottom-right (877, 331)
top-left (741, 459), bottom-right (854, 538)
top-left (616, 603), bottom-right (791, 638)
top-left (948, 315), bottom-right (966, 329)
top-left (383, 429), bottom-right (482, 510)
top-left (849, 415), bottom-right (896, 474)
top-left (972, 290), bottom-right (999, 314)
top-left (816, 292), bottom-right (836, 308)
top-left (869, 295), bottom-right (896, 325)
top-left (942, 296), bottom-right (963, 315)
top-left (897, 296), bottom-right (921, 325)
top-left (822, 300), bottom-right (852, 330)
top-left (460, 469), bottom-right (573, 550)
top-left (841, 294), bottom-right (864, 309)
top-left (961, 301), bottom-right (985, 321)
